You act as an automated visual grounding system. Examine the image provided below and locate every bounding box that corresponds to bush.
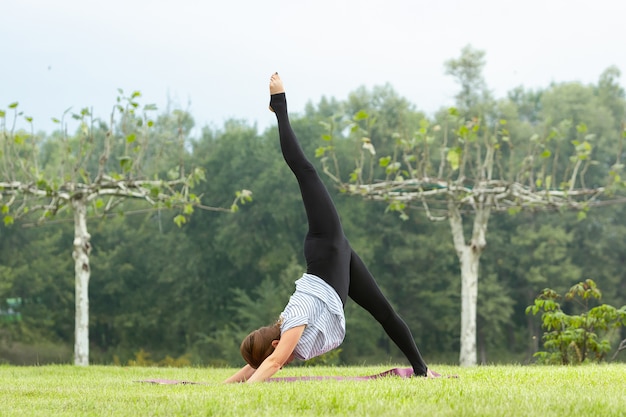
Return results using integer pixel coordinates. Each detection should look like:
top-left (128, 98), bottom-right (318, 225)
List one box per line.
top-left (526, 279), bottom-right (626, 364)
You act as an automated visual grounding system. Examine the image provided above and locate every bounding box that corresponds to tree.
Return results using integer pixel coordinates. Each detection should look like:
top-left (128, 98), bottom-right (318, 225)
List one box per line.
top-left (317, 48), bottom-right (626, 366)
top-left (444, 45), bottom-right (492, 115)
top-left (0, 93), bottom-right (250, 365)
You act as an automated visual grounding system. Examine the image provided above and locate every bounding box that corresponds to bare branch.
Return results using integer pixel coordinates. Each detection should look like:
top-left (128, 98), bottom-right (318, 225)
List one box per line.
top-left (344, 177), bottom-right (611, 213)
top-left (569, 159), bottom-right (582, 193)
top-left (611, 338), bottom-right (626, 361)
top-left (419, 197), bottom-right (447, 222)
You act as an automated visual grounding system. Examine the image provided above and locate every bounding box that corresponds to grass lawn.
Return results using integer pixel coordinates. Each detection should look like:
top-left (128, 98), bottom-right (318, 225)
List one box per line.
top-left (1, 364), bottom-right (624, 416)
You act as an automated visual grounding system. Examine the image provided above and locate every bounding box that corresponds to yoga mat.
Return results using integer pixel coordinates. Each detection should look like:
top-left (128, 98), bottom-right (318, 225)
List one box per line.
top-left (269, 367), bottom-right (417, 382)
top-left (139, 367), bottom-right (442, 385)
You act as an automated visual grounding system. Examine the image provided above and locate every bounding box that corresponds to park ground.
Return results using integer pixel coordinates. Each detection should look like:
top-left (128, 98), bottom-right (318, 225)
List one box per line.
top-left (1, 364), bottom-right (625, 416)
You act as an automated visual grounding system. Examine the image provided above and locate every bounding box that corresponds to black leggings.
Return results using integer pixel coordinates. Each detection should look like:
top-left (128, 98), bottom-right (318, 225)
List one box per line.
top-left (271, 93), bottom-right (428, 376)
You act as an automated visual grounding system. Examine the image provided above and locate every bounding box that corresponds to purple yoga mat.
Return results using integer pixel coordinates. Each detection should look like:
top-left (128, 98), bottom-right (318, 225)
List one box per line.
top-left (139, 367), bottom-right (433, 385)
top-left (141, 379), bottom-right (206, 385)
top-left (268, 367), bottom-right (416, 382)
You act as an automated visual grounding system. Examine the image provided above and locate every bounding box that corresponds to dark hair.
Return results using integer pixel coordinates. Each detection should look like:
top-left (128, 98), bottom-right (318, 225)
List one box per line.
top-left (240, 323), bottom-right (281, 369)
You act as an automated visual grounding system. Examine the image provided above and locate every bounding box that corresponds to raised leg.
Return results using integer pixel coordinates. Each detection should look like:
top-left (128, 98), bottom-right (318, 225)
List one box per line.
top-left (270, 73), bottom-right (351, 301)
top-left (269, 73), bottom-right (343, 239)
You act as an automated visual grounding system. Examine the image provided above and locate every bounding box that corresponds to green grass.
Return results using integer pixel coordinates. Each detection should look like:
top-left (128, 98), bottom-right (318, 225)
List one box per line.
top-left (1, 364), bottom-right (625, 416)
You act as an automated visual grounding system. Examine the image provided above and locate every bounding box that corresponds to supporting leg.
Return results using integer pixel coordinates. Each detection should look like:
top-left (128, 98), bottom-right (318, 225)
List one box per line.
top-left (348, 250), bottom-right (428, 376)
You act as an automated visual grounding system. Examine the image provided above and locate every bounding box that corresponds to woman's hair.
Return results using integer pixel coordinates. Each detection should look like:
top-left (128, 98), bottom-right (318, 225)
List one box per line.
top-left (240, 322), bottom-right (281, 369)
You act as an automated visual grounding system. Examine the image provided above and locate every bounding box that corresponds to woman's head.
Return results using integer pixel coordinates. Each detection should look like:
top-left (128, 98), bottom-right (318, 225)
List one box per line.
top-left (240, 324), bottom-right (281, 369)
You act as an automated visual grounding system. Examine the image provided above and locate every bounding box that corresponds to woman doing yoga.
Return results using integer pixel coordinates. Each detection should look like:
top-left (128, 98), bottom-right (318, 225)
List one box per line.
top-left (224, 73), bottom-right (435, 383)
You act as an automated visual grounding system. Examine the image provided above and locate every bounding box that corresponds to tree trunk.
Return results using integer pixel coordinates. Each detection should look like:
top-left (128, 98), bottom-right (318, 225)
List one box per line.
top-left (457, 240), bottom-right (479, 366)
top-left (448, 196), bottom-right (491, 367)
top-left (71, 197), bottom-right (91, 366)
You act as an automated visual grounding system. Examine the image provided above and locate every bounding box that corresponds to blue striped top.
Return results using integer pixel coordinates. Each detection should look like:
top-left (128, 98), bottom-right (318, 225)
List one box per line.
top-left (280, 273), bottom-right (346, 361)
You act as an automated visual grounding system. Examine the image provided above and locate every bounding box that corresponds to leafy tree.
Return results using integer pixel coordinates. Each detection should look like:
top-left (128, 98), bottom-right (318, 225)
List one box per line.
top-left (316, 48), bottom-right (626, 366)
top-left (507, 86), bottom-right (543, 124)
top-left (0, 93), bottom-right (249, 365)
top-left (444, 45), bottom-right (493, 116)
top-left (595, 66), bottom-right (625, 131)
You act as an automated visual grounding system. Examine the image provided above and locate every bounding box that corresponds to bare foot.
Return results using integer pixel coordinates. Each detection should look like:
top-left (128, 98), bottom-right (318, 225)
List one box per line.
top-left (427, 369), bottom-right (441, 378)
top-left (269, 72), bottom-right (285, 112)
top-left (269, 72), bottom-right (285, 95)
top-left (427, 369), bottom-right (458, 379)
top-left (269, 72), bottom-right (287, 113)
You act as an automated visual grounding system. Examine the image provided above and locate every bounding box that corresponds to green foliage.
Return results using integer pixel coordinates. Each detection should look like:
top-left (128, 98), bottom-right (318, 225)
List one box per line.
top-left (119, 349), bottom-right (192, 367)
top-left (444, 45), bottom-right (492, 115)
top-left (446, 146), bottom-right (462, 171)
top-left (193, 259), bottom-right (300, 366)
top-left (526, 279), bottom-right (626, 364)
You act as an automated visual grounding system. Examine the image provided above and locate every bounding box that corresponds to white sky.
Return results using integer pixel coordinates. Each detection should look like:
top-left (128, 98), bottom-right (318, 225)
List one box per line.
top-left (2, 0), bottom-right (625, 134)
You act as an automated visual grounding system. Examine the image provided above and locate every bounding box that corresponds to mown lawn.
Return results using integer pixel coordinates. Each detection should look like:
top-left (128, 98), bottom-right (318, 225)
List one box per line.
top-left (1, 364), bottom-right (624, 416)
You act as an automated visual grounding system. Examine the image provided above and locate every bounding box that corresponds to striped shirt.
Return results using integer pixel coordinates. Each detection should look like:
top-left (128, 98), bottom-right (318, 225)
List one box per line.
top-left (280, 273), bottom-right (346, 361)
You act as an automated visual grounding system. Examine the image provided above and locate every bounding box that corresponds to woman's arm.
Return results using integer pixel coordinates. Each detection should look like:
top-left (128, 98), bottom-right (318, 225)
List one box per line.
top-left (223, 364), bottom-right (256, 383)
top-left (246, 325), bottom-right (305, 383)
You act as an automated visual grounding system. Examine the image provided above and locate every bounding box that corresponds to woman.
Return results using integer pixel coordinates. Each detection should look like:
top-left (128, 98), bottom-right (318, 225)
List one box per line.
top-left (225, 73), bottom-right (435, 383)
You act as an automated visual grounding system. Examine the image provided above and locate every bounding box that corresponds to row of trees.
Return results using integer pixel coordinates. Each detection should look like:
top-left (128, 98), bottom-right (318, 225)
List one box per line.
top-left (1, 47), bottom-right (625, 367)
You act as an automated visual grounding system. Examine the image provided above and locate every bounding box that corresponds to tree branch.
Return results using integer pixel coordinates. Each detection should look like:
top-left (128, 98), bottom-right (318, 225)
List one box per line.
top-left (345, 177), bottom-right (609, 212)
top-left (611, 338), bottom-right (626, 361)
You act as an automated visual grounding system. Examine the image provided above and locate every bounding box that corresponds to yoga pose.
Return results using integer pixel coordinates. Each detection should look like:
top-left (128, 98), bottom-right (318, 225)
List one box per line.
top-left (225, 73), bottom-right (434, 383)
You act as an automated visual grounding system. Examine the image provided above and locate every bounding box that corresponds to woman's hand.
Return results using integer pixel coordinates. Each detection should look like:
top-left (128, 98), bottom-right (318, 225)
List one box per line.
top-left (223, 364), bottom-right (256, 383)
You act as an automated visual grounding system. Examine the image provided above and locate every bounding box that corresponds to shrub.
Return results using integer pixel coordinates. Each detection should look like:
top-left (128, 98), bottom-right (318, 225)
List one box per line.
top-left (526, 279), bottom-right (626, 364)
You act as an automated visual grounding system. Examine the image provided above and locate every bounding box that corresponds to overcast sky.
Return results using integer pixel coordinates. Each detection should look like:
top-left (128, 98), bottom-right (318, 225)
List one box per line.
top-left (2, 0), bottom-right (625, 134)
